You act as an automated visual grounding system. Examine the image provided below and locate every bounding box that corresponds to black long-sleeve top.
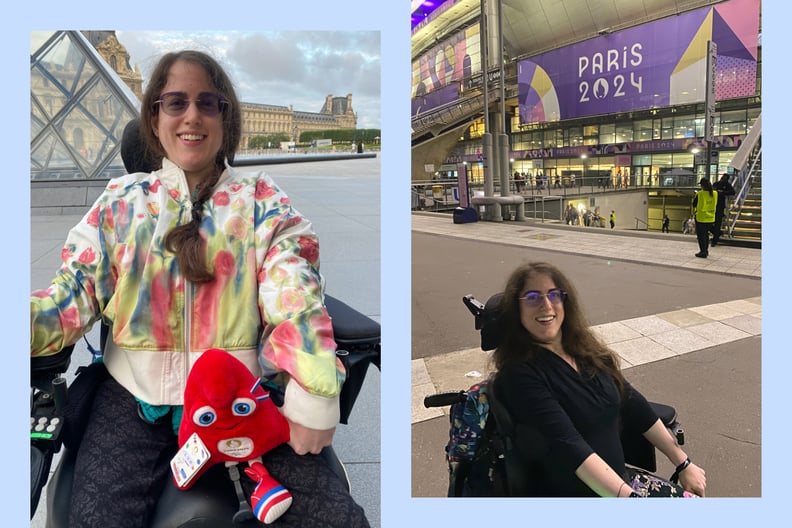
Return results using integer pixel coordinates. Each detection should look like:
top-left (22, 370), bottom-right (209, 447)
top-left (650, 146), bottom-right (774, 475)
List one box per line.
top-left (496, 346), bottom-right (658, 496)
top-left (713, 179), bottom-right (736, 207)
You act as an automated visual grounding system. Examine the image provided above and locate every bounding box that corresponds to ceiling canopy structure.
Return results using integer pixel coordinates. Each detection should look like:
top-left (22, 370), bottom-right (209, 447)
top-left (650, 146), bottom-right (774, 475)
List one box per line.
top-left (412, 0), bottom-right (723, 62)
top-left (410, 0), bottom-right (737, 144)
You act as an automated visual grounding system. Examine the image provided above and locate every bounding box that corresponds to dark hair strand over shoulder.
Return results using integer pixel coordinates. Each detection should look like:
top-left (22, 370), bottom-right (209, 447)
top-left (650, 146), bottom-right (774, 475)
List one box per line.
top-left (139, 50), bottom-right (242, 283)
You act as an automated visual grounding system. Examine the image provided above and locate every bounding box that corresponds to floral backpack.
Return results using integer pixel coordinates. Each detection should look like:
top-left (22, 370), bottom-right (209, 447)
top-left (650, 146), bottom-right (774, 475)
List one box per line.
top-left (443, 376), bottom-right (508, 497)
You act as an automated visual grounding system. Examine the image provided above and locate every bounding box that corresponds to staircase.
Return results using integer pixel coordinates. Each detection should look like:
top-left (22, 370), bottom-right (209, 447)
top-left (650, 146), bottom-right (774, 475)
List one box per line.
top-left (727, 145), bottom-right (761, 246)
top-left (728, 169), bottom-right (761, 244)
top-left (726, 114), bottom-right (761, 247)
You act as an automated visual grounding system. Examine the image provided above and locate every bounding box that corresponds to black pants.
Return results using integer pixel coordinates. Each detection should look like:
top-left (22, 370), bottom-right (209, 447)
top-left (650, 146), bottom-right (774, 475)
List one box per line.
top-left (695, 220), bottom-right (716, 254)
top-left (714, 208), bottom-right (725, 242)
top-left (69, 376), bottom-right (369, 527)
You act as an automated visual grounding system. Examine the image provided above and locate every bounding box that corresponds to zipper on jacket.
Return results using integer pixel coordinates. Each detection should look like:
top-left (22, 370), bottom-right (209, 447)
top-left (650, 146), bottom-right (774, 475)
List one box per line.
top-left (184, 280), bottom-right (193, 381)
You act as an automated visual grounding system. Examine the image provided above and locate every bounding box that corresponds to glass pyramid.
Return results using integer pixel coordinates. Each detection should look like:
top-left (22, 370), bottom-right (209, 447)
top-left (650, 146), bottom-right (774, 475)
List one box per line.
top-left (30, 31), bottom-right (141, 180)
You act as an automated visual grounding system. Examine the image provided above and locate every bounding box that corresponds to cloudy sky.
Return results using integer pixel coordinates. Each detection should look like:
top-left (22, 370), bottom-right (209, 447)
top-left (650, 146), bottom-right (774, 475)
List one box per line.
top-left (113, 31), bottom-right (381, 129)
top-left (24, 30), bottom-right (369, 131)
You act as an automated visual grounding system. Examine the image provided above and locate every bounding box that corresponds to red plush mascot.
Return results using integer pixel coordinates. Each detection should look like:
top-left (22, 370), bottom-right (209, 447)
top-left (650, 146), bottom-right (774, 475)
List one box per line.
top-left (171, 348), bottom-right (292, 524)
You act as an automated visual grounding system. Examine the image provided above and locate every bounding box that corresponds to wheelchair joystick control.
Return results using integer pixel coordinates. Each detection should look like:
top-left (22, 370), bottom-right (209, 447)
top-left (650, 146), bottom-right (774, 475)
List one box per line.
top-left (31, 376), bottom-right (66, 452)
top-left (52, 376), bottom-right (67, 413)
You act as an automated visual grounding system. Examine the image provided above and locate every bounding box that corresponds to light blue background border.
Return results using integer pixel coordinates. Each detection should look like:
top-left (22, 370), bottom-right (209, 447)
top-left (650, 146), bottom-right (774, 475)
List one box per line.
top-left (9, 1), bottom-right (781, 526)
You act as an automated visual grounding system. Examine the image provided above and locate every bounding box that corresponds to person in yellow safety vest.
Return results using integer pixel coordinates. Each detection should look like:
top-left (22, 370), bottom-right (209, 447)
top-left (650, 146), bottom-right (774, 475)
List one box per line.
top-left (692, 177), bottom-right (718, 258)
top-left (609, 210), bottom-right (615, 229)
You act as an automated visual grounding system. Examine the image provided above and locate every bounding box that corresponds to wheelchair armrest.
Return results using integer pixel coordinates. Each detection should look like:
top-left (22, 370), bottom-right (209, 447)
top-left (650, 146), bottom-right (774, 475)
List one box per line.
top-left (650, 401), bottom-right (678, 427)
top-left (325, 295), bottom-right (380, 350)
top-left (324, 295), bottom-right (380, 424)
top-left (423, 391), bottom-right (466, 408)
top-left (649, 401), bottom-right (684, 445)
top-left (622, 401), bottom-right (684, 472)
top-left (31, 345), bottom-right (74, 390)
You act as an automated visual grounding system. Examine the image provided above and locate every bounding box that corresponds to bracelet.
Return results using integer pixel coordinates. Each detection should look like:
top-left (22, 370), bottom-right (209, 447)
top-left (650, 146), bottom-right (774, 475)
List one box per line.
top-left (617, 482), bottom-right (639, 498)
top-left (670, 457), bottom-right (691, 483)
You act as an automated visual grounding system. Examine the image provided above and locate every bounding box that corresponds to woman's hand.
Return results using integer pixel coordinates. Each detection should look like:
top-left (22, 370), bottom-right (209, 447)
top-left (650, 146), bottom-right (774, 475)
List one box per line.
top-left (287, 418), bottom-right (336, 455)
top-left (642, 420), bottom-right (707, 497)
top-left (678, 462), bottom-right (707, 497)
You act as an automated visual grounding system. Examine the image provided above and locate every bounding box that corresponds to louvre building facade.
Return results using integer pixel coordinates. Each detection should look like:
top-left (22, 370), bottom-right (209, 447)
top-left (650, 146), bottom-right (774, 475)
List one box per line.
top-left (30, 30), bottom-right (357, 213)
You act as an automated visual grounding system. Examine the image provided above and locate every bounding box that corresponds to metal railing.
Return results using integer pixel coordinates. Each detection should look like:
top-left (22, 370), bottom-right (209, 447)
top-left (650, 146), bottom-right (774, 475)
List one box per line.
top-left (411, 178), bottom-right (698, 209)
top-left (411, 91), bottom-right (485, 137)
top-left (725, 141), bottom-right (761, 238)
top-left (728, 113), bottom-right (761, 174)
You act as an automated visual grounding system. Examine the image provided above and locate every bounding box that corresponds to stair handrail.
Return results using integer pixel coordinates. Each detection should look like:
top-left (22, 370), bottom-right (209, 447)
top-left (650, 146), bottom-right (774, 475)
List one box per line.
top-left (726, 144), bottom-right (761, 238)
top-left (729, 113), bottom-right (761, 173)
top-left (412, 91), bottom-right (484, 133)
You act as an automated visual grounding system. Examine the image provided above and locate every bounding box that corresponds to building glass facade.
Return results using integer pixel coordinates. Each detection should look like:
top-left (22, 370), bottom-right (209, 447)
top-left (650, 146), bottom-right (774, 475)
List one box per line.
top-left (31, 31), bottom-right (141, 181)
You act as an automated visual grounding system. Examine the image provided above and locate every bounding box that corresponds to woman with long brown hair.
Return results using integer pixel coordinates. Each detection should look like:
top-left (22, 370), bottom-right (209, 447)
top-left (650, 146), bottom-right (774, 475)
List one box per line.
top-left (31, 50), bottom-right (368, 527)
top-left (493, 262), bottom-right (707, 497)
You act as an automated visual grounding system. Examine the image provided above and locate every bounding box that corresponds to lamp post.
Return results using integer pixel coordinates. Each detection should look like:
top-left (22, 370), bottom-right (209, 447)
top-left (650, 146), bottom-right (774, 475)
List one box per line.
top-left (704, 40), bottom-right (717, 185)
top-left (581, 154), bottom-right (587, 190)
top-left (691, 146), bottom-right (702, 187)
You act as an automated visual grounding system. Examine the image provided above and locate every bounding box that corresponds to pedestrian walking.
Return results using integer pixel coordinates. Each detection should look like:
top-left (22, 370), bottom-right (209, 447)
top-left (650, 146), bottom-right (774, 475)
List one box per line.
top-left (662, 214), bottom-right (670, 233)
top-left (609, 210), bottom-right (616, 229)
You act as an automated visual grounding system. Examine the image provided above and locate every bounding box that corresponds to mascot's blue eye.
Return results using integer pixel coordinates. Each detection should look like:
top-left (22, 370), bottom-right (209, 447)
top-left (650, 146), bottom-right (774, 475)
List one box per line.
top-left (232, 398), bottom-right (256, 416)
top-left (193, 405), bottom-right (216, 426)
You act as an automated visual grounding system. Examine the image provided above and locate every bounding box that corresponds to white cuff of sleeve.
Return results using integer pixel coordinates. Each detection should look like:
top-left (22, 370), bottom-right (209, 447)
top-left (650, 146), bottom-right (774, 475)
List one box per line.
top-left (281, 379), bottom-right (340, 430)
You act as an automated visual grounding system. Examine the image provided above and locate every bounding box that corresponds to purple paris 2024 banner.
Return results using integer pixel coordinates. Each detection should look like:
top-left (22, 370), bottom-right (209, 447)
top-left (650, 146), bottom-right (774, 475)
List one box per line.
top-left (518, 0), bottom-right (759, 125)
top-left (411, 84), bottom-right (460, 117)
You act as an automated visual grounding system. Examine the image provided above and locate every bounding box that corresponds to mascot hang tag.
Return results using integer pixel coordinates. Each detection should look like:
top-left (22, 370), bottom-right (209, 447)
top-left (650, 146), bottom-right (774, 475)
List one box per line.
top-left (171, 432), bottom-right (211, 489)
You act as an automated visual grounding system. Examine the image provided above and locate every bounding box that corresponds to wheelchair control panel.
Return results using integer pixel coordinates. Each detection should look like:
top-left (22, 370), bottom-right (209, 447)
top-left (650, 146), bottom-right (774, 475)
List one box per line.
top-left (31, 376), bottom-right (66, 454)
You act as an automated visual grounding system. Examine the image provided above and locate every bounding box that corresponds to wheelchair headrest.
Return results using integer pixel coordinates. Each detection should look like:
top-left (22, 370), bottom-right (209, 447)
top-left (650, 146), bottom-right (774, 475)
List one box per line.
top-left (480, 292), bottom-right (504, 351)
top-left (121, 117), bottom-right (157, 174)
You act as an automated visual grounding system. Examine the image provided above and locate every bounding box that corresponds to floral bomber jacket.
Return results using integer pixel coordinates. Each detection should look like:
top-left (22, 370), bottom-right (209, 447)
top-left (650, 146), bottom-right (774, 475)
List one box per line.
top-left (31, 159), bottom-right (344, 430)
